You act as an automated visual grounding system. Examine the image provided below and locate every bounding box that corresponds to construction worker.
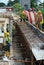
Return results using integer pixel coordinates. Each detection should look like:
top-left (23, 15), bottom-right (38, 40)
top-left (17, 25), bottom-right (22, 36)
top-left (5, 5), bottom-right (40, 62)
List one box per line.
top-left (6, 33), bottom-right (10, 50)
top-left (4, 32), bottom-right (10, 51)
top-left (37, 10), bottom-right (43, 30)
top-left (20, 11), bottom-right (26, 22)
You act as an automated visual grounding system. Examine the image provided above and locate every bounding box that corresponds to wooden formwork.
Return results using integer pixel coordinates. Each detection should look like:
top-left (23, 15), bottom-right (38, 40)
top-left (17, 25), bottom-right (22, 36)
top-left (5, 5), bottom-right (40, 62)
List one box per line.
top-left (13, 21), bottom-right (44, 65)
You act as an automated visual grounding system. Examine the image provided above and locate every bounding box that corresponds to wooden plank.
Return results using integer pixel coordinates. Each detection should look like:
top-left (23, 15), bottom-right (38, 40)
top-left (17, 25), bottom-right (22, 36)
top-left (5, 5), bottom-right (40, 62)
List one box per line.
top-left (16, 22), bottom-right (44, 60)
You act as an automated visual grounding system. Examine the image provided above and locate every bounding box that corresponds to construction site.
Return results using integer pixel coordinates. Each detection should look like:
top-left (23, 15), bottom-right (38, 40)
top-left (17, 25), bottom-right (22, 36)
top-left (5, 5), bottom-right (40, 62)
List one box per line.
top-left (0, 6), bottom-right (44, 65)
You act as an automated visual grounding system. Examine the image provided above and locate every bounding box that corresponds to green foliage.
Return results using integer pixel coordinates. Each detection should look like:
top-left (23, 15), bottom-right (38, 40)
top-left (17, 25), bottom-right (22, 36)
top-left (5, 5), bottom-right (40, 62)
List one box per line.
top-left (39, 7), bottom-right (44, 19)
top-left (7, 1), bottom-right (15, 6)
top-left (41, 1), bottom-right (44, 7)
top-left (0, 2), bottom-right (5, 7)
top-left (12, 3), bottom-right (24, 12)
top-left (31, 0), bottom-right (38, 7)
top-left (14, 0), bottom-right (19, 3)
top-left (20, 13), bottom-right (26, 19)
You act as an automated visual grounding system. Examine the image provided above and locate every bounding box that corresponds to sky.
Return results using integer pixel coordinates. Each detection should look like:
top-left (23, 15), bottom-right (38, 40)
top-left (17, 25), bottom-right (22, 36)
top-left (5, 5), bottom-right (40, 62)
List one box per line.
top-left (41, 0), bottom-right (44, 2)
top-left (0, 0), bottom-right (44, 5)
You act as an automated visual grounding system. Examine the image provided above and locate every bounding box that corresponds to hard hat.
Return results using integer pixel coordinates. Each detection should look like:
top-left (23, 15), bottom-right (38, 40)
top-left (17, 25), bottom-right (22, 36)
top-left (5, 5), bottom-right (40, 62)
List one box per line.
top-left (22, 11), bottom-right (26, 15)
top-left (38, 10), bottom-right (42, 14)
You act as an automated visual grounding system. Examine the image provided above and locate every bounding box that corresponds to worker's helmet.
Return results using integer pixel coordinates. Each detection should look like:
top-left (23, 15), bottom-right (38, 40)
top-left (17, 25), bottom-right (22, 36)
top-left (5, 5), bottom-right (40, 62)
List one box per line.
top-left (22, 10), bottom-right (26, 15)
top-left (38, 10), bottom-right (42, 14)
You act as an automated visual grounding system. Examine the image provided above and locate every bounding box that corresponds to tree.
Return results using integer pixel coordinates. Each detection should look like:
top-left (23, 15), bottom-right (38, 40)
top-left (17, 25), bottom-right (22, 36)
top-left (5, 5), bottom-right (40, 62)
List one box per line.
top-left (12, 3), bottom-right (24, 12)
top-left (31, 0), bottom-right (39, 8)
top-left (14, 0), bottom-right (19, 3)
top-left (0, 2), bottom-right (5, 7)
top-left (43, 1), bottom-right (44, 7)
top-left (7, 0), bottom-right (15, 6)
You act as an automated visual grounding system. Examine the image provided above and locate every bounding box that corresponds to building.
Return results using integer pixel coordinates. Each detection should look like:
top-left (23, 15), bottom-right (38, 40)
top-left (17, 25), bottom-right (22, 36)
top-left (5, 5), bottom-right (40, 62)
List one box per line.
top-left (0, 7), bottom-right (13, 12)
top-left (20, 0), bottom-right (30, 10)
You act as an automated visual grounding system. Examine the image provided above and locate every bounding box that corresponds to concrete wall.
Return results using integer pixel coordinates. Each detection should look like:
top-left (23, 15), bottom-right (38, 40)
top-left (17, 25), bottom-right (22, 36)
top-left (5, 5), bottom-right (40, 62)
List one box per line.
top-left (20, 0), bottom-right (30, 10)
top-left (0, 9), bottom-right (6, 12)
top-left (0, 18), bottom-right (9, 32)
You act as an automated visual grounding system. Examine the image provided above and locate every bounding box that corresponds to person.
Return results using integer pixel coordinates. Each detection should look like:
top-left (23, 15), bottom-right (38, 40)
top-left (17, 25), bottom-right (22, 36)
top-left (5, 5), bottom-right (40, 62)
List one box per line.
top-left (3, 32), bottom-right (10, 52)
top-left (6, 34), bottom-right (10, 51)
top-left (20, 11), bottom-right (26, 22)
top-left (6, 41), bottom-right (10, 52)
top-left (37, 10), bottom-right (43, 30)
top-left (2, 40), bottom-right (10, 52)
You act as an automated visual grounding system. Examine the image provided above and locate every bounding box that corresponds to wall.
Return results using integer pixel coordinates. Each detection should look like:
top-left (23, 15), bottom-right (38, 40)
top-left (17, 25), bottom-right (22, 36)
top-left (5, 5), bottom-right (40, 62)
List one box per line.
top-left (0, 18), bottom-right (9, 32)
top-left (20, 0), bottom-right (30, 10)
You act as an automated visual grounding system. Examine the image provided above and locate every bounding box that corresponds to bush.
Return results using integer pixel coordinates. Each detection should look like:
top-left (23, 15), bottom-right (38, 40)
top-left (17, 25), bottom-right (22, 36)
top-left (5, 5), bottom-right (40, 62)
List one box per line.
top-left (39, 7), bottom-right (44, 19)
top-left (12, 3), bottom-right (24, 12)
top-left (20, 12), bottom-right (26, 21)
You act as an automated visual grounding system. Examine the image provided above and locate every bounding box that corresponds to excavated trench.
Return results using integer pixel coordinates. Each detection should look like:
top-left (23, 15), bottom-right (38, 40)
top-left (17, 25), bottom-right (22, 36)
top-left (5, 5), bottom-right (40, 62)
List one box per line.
top-left (12, 23), bottom-right (32, 65)
top-left (12, 22), bottom-right (44, 65)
